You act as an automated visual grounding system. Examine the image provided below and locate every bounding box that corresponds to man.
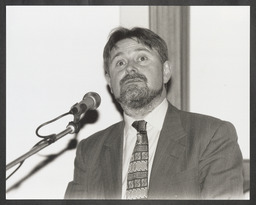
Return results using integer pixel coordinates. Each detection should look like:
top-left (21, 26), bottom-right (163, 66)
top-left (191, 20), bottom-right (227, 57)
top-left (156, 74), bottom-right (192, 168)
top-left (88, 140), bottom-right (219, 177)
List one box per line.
top-left (64, 27), bottom-right (243, 199)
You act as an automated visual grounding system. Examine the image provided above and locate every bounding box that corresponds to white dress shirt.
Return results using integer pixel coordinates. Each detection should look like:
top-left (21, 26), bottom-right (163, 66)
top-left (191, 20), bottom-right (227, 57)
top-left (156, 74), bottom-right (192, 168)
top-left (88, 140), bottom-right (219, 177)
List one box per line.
top-left (121, 98), bottom-right (168, 199)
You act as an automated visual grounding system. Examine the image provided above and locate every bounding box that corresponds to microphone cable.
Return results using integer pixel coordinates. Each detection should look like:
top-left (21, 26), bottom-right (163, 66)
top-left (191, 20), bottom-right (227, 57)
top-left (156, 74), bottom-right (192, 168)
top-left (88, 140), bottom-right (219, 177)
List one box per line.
top-left (6, 111), bottom-right (72, 181)
top-left (35, 111), bottom-right (71, 140)
top-left (6, 92), bottom-right (100, 180)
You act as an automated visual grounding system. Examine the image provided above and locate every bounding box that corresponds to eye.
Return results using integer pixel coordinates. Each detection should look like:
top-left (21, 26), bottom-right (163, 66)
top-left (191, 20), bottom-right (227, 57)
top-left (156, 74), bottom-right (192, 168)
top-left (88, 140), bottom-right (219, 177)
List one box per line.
top-left (116, 60), bottom-right (126, 67)
top-left (138, 56), bottom-right (148, 62)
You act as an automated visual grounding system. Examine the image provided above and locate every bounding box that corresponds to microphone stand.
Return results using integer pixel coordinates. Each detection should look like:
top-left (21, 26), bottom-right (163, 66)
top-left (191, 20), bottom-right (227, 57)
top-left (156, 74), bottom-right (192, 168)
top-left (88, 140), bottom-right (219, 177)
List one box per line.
top-left (6, 122), bottom-right (78, 171)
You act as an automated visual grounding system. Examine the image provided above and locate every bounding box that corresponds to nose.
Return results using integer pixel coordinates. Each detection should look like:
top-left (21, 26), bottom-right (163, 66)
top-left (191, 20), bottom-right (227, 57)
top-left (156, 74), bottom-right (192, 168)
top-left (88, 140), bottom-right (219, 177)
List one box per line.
top-left (125, 61), bottom-right (138, 74)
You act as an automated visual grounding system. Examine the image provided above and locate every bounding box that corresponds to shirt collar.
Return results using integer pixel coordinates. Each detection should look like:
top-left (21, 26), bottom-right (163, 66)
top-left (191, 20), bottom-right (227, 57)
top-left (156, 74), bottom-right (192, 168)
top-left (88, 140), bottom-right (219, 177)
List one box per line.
top-left (124, 98), bottom-right (168, 131)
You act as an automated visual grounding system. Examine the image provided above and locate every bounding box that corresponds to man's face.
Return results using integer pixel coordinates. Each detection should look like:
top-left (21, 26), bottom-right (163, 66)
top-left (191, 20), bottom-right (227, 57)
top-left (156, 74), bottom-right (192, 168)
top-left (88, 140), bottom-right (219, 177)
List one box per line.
top-left (105, 38), bottom-right (171, 109)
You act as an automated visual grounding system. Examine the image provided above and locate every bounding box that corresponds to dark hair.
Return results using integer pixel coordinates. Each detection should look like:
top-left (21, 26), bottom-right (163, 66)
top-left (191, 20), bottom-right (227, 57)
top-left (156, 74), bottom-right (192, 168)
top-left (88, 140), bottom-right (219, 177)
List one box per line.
top-left (103, 27), bottom-right (168, 74)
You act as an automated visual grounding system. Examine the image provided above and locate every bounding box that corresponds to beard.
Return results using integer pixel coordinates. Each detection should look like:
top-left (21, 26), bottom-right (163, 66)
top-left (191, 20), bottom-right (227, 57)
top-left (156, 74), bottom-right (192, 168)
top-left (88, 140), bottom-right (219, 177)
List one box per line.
top-left (116, 73), bottom-right (163, 109)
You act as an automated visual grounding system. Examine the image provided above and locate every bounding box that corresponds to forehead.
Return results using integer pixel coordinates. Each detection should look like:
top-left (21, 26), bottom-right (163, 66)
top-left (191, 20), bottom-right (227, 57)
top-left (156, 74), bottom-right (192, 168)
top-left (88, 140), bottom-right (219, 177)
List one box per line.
top-left (110, 38), bottom-right (153, 56)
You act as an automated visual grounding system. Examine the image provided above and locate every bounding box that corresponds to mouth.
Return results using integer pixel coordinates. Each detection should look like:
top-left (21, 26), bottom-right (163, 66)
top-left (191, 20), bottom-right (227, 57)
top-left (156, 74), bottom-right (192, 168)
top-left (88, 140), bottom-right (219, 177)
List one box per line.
top-left (123, 78), bottom-right (145, 85)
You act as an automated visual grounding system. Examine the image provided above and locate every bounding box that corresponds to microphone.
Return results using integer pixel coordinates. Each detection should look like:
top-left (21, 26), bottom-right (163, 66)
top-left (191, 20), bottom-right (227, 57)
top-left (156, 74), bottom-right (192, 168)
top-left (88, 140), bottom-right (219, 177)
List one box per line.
top-left (70, 92), bottom-right (101, 117)
top-left (6, 92), bottom-right (101, 171)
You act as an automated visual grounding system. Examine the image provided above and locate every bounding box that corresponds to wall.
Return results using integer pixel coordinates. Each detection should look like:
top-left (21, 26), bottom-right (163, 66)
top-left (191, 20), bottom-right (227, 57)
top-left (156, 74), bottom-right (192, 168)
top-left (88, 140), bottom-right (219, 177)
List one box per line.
top-left (189, 6), bottom-right (250, 159)
top-left (6, 6), bottom-right (149, 199)
top-left (6, 5), bottom-right (250, 199)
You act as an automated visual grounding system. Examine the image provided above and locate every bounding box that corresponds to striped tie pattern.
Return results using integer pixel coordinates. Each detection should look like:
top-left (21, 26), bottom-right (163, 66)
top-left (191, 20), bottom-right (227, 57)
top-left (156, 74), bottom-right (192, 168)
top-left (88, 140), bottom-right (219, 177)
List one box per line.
top-left (126, 120), bottom-right (148, 199)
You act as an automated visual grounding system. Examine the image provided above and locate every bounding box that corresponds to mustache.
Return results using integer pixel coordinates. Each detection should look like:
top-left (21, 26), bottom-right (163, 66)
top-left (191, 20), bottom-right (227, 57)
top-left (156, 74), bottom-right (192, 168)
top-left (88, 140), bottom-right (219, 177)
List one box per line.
top-left (120, 73), bottom-right (147, 86)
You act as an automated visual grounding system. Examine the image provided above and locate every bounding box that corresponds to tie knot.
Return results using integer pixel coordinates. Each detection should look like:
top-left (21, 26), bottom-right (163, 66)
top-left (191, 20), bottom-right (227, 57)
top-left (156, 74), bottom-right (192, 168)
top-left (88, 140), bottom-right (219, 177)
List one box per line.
top-left (132, 120), bottom-right (147, 133)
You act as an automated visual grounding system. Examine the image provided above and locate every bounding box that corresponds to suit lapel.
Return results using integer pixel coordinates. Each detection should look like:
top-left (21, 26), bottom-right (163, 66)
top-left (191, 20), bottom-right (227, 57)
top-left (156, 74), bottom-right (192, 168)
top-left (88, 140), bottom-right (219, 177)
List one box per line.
top-left (100, 122), bottom-right (124, 199)
top-left (98, 103), bottom-right (187, 199)
top-left (149, 103), bottom-right (188, 198)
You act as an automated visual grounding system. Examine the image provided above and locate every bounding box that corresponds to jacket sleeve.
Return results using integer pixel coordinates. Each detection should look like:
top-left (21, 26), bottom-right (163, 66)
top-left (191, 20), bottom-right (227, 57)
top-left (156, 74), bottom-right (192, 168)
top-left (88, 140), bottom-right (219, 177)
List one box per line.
top-left (64, 139), bottom-right (88, 199)
top-left (199, 121), bottom-right (244, 199)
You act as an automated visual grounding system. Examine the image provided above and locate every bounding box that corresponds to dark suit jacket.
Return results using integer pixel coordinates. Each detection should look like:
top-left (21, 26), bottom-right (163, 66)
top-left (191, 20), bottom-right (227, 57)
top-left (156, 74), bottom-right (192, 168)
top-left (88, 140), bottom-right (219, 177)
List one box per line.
top-left (64, 103), bottom-right (243, 199)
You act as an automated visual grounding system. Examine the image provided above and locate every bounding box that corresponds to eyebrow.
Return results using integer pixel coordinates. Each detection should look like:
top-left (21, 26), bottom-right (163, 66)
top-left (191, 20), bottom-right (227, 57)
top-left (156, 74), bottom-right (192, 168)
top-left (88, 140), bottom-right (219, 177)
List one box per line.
top-left (110, 48), bottom-right (151, 64)
top-left (110, 51), bottom-right (123, 64)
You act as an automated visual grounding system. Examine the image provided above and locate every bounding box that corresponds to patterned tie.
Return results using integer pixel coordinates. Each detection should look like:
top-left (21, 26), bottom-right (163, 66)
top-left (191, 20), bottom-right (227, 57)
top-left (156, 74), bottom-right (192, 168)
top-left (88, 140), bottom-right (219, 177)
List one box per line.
top-left (126, 120), bottom-right (149, 199)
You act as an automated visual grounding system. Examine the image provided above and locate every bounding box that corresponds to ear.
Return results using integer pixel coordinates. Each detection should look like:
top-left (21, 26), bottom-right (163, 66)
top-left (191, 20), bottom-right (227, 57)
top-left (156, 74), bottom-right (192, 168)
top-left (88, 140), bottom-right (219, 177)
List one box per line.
top-left (163, 61), bottom-right (172, 83)
top-left (105, 73), bottom-right (113, 93)
top-left (105, 72), bottom-right (111, 85)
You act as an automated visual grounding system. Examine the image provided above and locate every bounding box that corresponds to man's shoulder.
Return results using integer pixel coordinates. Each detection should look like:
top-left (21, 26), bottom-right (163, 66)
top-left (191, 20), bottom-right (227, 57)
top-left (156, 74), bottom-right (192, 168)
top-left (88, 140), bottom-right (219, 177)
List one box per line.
top-left (168, 103), bottom-right (236, 136)
top-left (170, 104), bottom-right (226, 125)
top-left (78, 121), bottom-right (124, 149)
top-left (180, 109), bottom-right (224, 125)
top-left (168, 104), bottom-right (239, 156)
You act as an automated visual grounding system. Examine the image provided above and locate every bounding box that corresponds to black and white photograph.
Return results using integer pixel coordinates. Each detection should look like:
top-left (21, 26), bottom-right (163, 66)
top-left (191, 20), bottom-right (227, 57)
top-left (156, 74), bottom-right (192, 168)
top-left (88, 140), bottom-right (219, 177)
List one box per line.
top-left (3, 1), bottom-right (251, 203)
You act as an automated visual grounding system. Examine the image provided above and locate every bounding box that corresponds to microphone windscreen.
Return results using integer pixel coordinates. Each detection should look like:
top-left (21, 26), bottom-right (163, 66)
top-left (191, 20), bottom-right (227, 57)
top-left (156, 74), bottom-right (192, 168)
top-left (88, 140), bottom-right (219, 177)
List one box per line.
top-left (83, 92), bottom-right (101, 110)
